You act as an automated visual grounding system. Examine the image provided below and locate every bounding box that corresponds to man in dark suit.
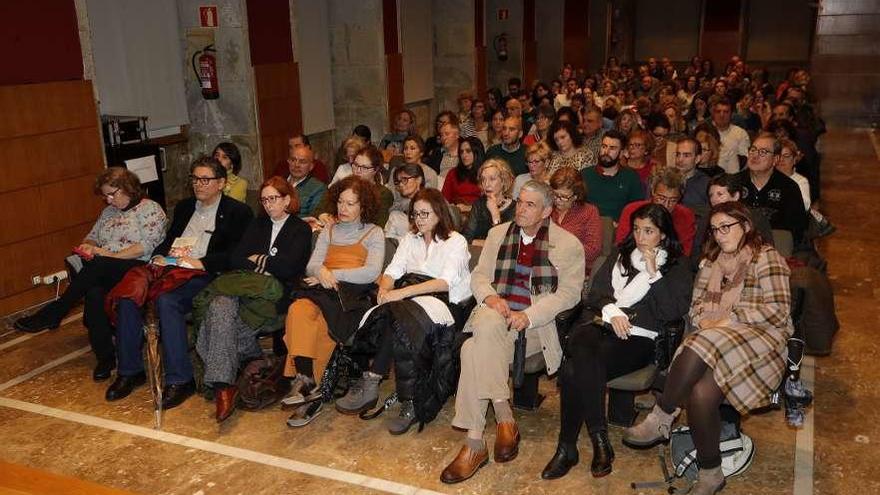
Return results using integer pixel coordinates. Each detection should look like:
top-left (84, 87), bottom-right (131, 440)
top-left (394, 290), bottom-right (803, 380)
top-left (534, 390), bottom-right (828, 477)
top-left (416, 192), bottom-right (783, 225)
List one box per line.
top-left (105, 156), bottom-right (253, 409)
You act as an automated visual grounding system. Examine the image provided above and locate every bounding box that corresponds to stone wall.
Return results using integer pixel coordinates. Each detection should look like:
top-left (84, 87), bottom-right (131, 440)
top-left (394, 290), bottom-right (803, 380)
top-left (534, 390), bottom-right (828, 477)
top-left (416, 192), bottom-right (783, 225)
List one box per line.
top-left (432, 0), bottom-right (475, 114)
top-left (486, 0), bottom-right (523, 91)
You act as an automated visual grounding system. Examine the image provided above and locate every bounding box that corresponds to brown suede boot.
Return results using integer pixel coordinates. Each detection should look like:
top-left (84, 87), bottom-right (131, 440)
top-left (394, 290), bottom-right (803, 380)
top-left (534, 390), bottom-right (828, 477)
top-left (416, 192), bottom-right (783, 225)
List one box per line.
top-left (622, 405), bottom-right (679, 448)
top-left (690, 466), bottom-right (726, 494)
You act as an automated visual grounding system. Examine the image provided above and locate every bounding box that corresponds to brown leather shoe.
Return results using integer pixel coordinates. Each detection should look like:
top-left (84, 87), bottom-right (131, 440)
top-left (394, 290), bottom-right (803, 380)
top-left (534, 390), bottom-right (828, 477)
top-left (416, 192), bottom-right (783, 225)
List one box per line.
top-left (494, 421), bottom-right (520, 463)
top-left (215, 386), bottom-right (239, 423)
top-left (440, 443), bottom-right (489, 484)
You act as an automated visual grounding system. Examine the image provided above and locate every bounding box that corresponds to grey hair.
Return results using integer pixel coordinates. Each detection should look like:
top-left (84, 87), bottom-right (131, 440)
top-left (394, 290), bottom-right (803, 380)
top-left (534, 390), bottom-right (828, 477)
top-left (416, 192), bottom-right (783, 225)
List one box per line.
top-left (520, 179), bottom-right (554, 208)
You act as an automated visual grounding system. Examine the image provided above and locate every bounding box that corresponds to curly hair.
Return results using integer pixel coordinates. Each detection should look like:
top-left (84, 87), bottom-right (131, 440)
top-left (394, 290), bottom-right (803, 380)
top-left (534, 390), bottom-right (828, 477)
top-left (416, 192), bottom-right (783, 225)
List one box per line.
top-left (547, 119), bottom-right (584, 151)
top-left (326, 175), bottom-right (381, 225)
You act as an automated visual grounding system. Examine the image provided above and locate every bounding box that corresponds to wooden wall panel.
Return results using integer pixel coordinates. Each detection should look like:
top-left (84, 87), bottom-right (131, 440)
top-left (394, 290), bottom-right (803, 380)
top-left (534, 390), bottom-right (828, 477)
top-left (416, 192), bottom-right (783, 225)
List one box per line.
top-left (0, 80), bottom-right (104, 315)
top-left (253, 62), bottom-right (303, 181)
top-left (523, 0), bottom-right (537, 85)
top-left (0, 1), bottom-right (83, 85)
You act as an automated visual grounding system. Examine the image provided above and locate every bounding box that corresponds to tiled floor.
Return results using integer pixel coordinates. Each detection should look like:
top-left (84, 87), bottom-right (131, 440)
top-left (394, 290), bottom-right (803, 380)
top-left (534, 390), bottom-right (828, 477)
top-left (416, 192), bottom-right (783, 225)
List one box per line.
top-left (0, 128), bottom-right (876, 494)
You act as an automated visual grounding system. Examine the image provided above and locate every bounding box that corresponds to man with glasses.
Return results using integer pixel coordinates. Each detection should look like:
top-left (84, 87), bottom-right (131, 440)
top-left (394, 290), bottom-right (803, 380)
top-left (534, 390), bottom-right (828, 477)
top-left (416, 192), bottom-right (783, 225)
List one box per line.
top-left (615, 168), bottom-right (696, 256)
top-left (106, 156), bottom-right (252, 409)
top-left (672, 137), bottom-right (710, 208)
top-left (287, 145), bottom-right (327, 218)
top-left (272, 133), bottom-right (329, 183)
top-left (736, 132), bottom-right (808, 243)
top-left (711, 97), bottom-right (750, 174)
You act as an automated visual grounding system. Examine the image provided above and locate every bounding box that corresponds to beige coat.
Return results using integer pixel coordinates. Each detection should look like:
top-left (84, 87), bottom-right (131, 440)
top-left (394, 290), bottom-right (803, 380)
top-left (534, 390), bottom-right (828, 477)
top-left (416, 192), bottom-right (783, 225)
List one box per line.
top-left (468, 221), bottom-right (585, 374)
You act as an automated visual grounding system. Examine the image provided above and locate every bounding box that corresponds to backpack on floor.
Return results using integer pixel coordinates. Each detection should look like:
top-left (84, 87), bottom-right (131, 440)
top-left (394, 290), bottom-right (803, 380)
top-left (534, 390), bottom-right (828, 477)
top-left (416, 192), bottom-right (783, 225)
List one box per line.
top-left (237, 354), bottom-right (291, 410)
top-left (669, 421), bottom-right (755, 481)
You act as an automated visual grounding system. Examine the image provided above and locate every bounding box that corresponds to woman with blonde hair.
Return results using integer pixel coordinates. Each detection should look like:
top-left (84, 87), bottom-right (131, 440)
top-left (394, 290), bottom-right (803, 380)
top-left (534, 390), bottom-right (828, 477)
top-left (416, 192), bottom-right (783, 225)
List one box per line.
top-left (513, 141), bottom-right (552, 197)
top-left (461, 158), bottom-right (516, 243)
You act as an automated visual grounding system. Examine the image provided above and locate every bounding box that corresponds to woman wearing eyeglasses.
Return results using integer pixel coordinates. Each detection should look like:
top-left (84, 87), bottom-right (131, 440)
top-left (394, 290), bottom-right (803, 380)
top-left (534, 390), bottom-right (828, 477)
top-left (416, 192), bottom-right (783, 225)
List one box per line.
top-left (624, 202), bottom-right (792, 495)
top-left (548, 167), bottom-right (602, 277)
top-left (543, 203), bottom-right (693, 481)
top-left (14, 167), bottom-right (167, 380)
top-left (194, 176), bottom-right (312, 423)
top-left (343, 188), bottom-right (473, 433)
top-left (622, 129), bottom-right (658, 195)
top-left (318, 146), bottom-right (393, 229)
top-left (282, 175), bottom-right (385, 427)
top-left (385, 163), bottom-right (426, 240)
top-left (512, 142), bottom-right (552, 198)
top-left (213, 142), bottom-right (248, 202)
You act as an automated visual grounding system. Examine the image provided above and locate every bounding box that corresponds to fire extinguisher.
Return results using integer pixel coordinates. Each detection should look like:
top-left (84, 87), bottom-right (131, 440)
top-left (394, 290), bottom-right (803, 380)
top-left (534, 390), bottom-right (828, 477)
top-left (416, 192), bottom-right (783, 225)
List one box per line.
top-left (191, 44), bottom-right (219, 100)
top-left (493, 33), bottom-right (509, 62)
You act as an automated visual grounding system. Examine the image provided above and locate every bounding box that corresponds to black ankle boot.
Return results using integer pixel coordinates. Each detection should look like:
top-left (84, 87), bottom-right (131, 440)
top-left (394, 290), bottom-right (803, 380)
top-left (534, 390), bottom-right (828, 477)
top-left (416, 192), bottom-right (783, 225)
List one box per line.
top-left (14, 302), bottom-right (65, 333)
top-left (589, 430), bottom-right (615, 478)
top-left (541, 442), bottom-right (579, 480)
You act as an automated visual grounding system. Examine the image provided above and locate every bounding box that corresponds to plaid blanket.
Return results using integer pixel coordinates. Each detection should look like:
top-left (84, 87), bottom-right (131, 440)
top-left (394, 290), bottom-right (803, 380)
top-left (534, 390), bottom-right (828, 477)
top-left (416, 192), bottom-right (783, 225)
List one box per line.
top-left (492, 219), bottom-right (558, 297)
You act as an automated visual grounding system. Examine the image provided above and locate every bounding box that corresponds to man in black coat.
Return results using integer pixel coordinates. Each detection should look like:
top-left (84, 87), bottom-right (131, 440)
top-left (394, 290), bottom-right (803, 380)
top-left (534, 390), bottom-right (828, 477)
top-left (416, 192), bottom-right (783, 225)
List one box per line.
top-left (106, 156), bottom-right (253, 409)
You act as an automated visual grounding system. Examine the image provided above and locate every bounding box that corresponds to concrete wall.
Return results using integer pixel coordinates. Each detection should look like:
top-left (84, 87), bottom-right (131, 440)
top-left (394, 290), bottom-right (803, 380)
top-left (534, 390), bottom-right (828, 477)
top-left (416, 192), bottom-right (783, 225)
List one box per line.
top-left (433, 0), bottom-right (475, 113)
top-left (811, 0), bottom-right (880, 127)
top-left (486, 0), bottom-right (523, 91)
top-left (535, 0), bottom-right (564, 82)
top-left (634, 0), bottom-right (701, 63)
top-left (746, 0), bottom-right (814, 63)
top-left (327, 0), bottom-right (388, 147)
top-left (174, 0), bottom-right (260, 206)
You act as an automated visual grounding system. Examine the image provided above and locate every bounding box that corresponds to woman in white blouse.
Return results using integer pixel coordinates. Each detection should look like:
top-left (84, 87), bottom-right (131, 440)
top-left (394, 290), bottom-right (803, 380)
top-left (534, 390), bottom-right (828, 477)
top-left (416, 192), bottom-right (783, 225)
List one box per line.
top-left (345, 188), bottom-right (473, 434)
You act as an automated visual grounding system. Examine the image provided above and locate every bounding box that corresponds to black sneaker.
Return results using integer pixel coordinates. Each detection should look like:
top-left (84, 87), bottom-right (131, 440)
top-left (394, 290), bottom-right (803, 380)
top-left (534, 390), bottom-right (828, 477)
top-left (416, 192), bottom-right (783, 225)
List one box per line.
top-left (14, 302), bottom-right (64, 333)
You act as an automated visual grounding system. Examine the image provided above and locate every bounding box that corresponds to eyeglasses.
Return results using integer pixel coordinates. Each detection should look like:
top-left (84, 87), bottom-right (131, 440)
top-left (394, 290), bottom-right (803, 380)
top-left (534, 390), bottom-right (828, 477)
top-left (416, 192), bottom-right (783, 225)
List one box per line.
top-left (410, 210), bottom-right (432, 220)
top-left (628, 142), bottom-right (646, 148)
top-left (709, 221), bottom-right (742, 235)
top-left (747, 147), bottom-right (775, 158)
top-left (190, 175), bottom-right (221, 187)
top-left (653, 194), bottom-right (680, 206)
top-left (779, 153), bottom-right (795, 160)
top-left (102, 188), bottom-right (121, 201)
top-left (526, 159), bottom-right (545, 165)
top-left (554, 192), bottom-right (575, 202)
top-left (652, 131), bottom-right (668, 139)
top-left (674, 152), bottom-right (695, 158)
top-left (393, 176), bottom-right (417, 186)
top-left (259, 195), bottom-right (283, 205)
top-left (352, 163), bottom-right (375, 172)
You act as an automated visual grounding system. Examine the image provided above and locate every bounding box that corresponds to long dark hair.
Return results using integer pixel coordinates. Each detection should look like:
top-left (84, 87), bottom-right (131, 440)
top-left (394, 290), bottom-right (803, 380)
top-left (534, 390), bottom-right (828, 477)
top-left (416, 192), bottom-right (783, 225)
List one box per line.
top-left (456, 136), bottom-right (484, 184)
top-left (617, 203), bottom-right (682, 277)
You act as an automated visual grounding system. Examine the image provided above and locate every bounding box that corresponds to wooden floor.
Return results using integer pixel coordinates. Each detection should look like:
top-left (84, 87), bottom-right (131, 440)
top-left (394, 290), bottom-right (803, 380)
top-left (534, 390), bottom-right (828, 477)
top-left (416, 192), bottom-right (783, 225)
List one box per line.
top-left (0, 128), bottom-right (877, 494)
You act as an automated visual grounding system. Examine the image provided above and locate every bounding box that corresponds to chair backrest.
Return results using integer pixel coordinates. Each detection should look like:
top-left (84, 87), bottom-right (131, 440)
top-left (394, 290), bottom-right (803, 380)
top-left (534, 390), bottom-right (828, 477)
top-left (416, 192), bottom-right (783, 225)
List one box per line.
top-left (771, 229), bottom-right (794, 257)
top-left (383, 237), bottom-right (399, 270)
top-left (600, 216), bottom-right (615, 256)
top-left (468, 244), bottom-right (482, 272)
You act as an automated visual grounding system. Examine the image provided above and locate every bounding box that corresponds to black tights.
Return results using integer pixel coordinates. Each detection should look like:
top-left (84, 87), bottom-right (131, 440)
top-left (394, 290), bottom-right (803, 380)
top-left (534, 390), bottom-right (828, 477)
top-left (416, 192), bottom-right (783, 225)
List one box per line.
top-left (659, 348), bottom-right (725, 469)
top-left (559, 322), bottom-right (654, 445)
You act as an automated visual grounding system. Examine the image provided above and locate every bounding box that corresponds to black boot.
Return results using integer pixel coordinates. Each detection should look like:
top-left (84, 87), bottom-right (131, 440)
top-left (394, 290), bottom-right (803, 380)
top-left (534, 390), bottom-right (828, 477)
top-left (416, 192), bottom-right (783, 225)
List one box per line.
top-left (541, 442), bottom-right (579, 480)
top-left (589, 430), bottom-right (615, 478)
top-left (14, 301), bottom-right (65, 333)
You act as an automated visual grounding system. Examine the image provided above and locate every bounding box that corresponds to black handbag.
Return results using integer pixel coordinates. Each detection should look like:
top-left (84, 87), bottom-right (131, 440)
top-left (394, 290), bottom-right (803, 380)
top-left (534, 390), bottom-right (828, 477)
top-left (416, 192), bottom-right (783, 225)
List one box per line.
top-left (393, 273), bottom-right (449, 304)
top-left (654, 319), bottom-right (685, 370)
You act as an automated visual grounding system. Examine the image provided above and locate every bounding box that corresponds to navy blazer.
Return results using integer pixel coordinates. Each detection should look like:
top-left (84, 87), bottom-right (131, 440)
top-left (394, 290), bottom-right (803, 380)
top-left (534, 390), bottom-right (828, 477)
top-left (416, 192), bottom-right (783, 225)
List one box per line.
top-left (154, 195), bottom-right (254, 274)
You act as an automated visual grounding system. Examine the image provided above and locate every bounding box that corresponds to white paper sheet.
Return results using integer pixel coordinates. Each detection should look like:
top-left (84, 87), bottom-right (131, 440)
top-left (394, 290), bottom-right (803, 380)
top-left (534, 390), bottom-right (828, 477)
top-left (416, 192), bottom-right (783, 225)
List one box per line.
top-left (125, 155), bottom-right (159, 184)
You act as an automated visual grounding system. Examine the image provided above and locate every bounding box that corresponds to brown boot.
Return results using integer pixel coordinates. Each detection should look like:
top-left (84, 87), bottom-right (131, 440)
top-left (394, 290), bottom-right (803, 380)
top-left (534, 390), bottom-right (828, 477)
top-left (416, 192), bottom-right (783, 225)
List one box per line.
top-left (215, 386), bottom-right (239, 423)
top-left (690, 466), bottom-right (726, 494)
top-left (440, 442), bottom-right (489, 484)
top-left (622, 405), bottom-right (679, 448)
top-left (494, 421), bottom-right (520, 463)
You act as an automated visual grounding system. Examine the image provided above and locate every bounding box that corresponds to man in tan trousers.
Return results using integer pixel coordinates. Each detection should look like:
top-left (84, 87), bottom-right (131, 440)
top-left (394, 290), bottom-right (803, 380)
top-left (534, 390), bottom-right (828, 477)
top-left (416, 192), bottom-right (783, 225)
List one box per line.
top-left (440, 180), bottom-right (585, 484)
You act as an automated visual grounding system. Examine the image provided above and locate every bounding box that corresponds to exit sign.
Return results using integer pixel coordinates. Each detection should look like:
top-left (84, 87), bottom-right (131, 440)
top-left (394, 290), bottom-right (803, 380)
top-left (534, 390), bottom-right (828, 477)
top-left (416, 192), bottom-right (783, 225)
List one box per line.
top-left (497, 9), bottom-right (509, 20)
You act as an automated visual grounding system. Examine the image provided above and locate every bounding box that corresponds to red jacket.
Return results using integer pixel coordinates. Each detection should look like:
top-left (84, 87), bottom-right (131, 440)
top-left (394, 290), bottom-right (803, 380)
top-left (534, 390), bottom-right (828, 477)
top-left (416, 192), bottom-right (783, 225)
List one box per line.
top-left (105, 264), bottom-right (207, 325)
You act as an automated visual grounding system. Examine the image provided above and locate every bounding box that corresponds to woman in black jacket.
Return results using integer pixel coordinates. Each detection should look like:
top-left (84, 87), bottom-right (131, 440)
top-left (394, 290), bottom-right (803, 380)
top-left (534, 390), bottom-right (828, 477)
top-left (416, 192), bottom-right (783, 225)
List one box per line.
top-left (542, 203), bottom-right (694, 479)
top-left (195, 176), bottom-right (312, 423)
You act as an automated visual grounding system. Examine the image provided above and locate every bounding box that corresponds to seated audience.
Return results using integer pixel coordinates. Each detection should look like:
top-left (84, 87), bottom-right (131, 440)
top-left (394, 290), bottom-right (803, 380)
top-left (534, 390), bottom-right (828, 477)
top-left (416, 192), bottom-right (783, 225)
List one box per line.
top-left (379, 109), bottom-right (417, 156)
top-left (580, 108), bottom-right (606, 163)
top-left (582, 130), bottom-right (645, 220)
top-left (616, 168), bottom-right (696, 256)
top-left (513, 141), bottom-right (552, 197)
top-left (549, 167), bottom-right (602, 276)
top-left (286, 145), bottom-right (328, 218)
top-left (442, 136), bottom-right (484, 210)
top-left (344, 189), bottom-right (472, 433)
top-left (736, 132), bottom-right (809, 243)
top-left (385, 163), bottom-right (427, 240)
top-left (329, 136), bottom-right (368, 185)
top-left (625, 202), bottom-right (792, 495)
top-left (390, 134), bottom-right (438, 189)
top-left (104, 157), bottom-right (253, 408)
top-left (440, 181), bottom-right (585, 484)
top-left (14, 168), bottom-right (167, 383)
top-left (425, 111), bottom-right (458, 156)
top-left (471, 99), bottom-right (491, 147)
top-left (547, 119), bottom-right (594, 173)
top-left (213, 142), bottom-right (248, 202)
top-left (486, 116), bottom-right (528, 176)
top-left (622, 129), bottom-right (658, 193)
top-left (195, 177), bottom-right (312, 422)
top-left (543, 203), bottom-right (693, 480)
top-left (776, 138), bottom-right (811, 210)
top-left (282, 176), bottom-right (385, 427)
top-left (273, 134), bottom-right (330, 184)
top-left (523, 104), bottom-right (555, 146)
top-left (427, 120), bottom-right (462, 176)
top-left (488, 108), bottom-right (506, 147)
top-left (694, 124), bottom-right (726, 178)
top-left (712, 98), bottom-right (750, 174)
top-left (318, 146), bottom-right (394, 229)
top-left (461, 158), bottom-right (516, 243)
top-left (673, 137), bottom-right (711, 208)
